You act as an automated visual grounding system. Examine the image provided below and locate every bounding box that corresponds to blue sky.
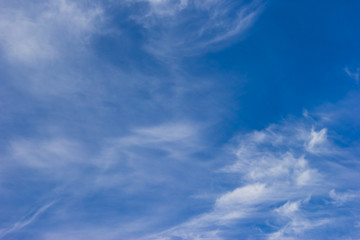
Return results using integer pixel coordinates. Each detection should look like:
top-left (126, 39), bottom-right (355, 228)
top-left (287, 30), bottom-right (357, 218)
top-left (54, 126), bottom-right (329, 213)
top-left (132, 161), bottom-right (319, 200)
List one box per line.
top-left (1, 0), bottom-right (360, 239)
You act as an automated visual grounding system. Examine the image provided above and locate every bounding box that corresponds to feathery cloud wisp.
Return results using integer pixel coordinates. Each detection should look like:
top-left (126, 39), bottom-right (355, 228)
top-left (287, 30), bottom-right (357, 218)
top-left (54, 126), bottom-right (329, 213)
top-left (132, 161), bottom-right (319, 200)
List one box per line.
top-left (127, 0), bottom-right (263, 57)
top-left (0, 202), bottom-right (55, 239)
top-left (147, 114), bottom-right (359, 239)
top-left (0, 0), bottom-right (103, 65)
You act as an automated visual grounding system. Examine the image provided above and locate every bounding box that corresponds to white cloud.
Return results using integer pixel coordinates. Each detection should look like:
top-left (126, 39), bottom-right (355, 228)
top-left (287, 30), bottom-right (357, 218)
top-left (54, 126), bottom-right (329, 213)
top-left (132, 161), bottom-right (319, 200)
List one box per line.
top-left (275, 201), bottom-right (301, 217)
top-left (345, 67), bottom-right (360, 84)
top-left (0, 119), bottom-right (209, 240)
top-left (132, 123), bottom-right (196, 143)
top-left (127, 0), bottom-right (263, 57)
top-left (135, 0), bottom-right (189, 16)
top-left (296, 169), bottom-right (316, 186)
top-left (3, 121), bottom-right (206, 238)
top-left (3, 112), bottom-right (359, 239)
top-left (10, 138), bottom-right (84, 170)
top-left (0, 0), bottom-right (103, 64)
top-left (268, 218), bottom-right (331, 240)
top-left (6, 121), bottom-right (203, 196)
top-left (93, 122), bottom-right (203, 191)
top-left (306, 128), bottom-right (327, 153)
top-left (101, 122), bottom-right (200, 159)
top-left (146, 118), bottom-right (339, 239)
top-left (216, 183), bottom-right (267, 208)
top-left (270, 198), bottom-right (333, 240)
top-left (329, 189), bottom-right (359, 205)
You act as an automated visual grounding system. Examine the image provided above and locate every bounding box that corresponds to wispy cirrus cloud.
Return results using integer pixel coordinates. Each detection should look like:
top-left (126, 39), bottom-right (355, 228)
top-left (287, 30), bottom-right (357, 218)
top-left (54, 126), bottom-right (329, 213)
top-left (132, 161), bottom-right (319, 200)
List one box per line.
top-left (305, 127), bottom-right (328, 153)
top-left (10, 138), bottom-right (84, 169)
top-left (0, 201), bottom-right (55, 239)
top-left (1, 1), bottom-right (360, 240)
top-left (146, 113), bottom-right (360, 240)
top-left (329, 189), bottom-right (360, 206)
top-left (93, 122), bottom-right (204, 191)
top-left (0, 0), bottom-right (103, 65)
top-left (0, 0), bottom-right (107, 101)
top-left (345, 67), bottom-right (360, 84)
top-left (6, 111), bottom-right (359, 240)
top-left (1, 121), bottom-right (206, 238)
top-left (3, 96), bottom-right (360, 240)
top-left (127, 0), bottom-right (263, 58)
top-left (6, 121), bottom-right (202, 185)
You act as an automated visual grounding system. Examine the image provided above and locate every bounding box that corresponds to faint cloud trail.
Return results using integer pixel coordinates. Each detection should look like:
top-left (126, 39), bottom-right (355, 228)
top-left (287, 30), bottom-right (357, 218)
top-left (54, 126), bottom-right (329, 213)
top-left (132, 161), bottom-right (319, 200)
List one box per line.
top-left (0, 201), bottom-right (56, 239)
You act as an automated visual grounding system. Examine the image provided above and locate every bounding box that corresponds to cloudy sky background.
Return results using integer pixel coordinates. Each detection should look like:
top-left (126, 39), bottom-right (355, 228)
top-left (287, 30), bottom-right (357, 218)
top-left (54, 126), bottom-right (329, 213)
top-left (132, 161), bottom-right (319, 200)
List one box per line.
top-left (1, 0), bottom-right (360, 239)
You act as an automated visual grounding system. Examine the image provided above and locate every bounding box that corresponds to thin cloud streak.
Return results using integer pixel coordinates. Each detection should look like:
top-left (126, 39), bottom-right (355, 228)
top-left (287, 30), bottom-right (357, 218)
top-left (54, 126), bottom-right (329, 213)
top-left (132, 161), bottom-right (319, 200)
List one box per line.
top-left (127, 0), bottom-right (263, 58)
top-left (0, 201), bottom-right (55, 239)
top-left (345, 67), bottom-right (360, 84)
